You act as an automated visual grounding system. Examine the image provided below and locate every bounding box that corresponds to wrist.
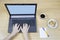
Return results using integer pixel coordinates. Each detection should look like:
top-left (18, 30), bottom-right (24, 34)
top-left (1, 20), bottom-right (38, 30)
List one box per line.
top-left (23, 33), bottom-right (29, 40)
top-left (11, 32), bottom-right (17, 36)
top-left (10, 33), bottom-right (16, 37)
top-left (23, 32), bottom-right (28, 36)
top-left (4, 33), bottom-right (15, 40)
top-left (10, 33), bottom-right (14, 37)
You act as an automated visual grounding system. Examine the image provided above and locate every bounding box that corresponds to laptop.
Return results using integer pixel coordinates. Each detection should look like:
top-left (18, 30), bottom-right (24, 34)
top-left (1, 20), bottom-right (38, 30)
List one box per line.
top-left (5, 4), bottom-right (37, 33)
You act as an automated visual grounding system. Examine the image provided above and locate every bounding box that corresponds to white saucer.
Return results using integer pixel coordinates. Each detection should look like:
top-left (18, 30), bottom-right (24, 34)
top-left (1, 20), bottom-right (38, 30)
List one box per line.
top-left (48, 19), bottom-right (58, 29)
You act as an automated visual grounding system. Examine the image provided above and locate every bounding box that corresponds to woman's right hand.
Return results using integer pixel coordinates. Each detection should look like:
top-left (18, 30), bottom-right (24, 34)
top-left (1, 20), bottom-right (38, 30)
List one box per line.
top-left (20, 23), bottom-right (30, 40)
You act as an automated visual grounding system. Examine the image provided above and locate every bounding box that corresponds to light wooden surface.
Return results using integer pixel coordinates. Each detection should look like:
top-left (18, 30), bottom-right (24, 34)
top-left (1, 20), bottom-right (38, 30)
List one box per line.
top-left (0, 0), bottom-right (60, 40)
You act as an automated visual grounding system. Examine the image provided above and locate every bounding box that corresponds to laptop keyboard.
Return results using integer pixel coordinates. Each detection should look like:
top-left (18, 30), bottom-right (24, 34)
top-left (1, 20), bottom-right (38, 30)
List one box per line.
top-left (12, 18), bottom-right (36, 27)
top-left (8, 18), bottom-right (36, 33)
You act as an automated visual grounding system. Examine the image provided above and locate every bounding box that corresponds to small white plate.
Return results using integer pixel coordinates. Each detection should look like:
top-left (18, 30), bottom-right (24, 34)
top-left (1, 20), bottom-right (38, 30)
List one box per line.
top-left (48, 19), bottom-right (58, 29)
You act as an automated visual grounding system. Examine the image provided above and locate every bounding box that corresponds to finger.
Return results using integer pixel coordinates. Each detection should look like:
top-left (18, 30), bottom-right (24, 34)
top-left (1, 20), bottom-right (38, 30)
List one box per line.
top-left (25, 23), bottom-right (28, 26)
top-left (23, 23), bottom-right (25, 27)
top-left (18, 26), bottom-right (21, 32)
top-left (23, 23), bottom-right (27, 26)
top-left (23, 23), bottom-right (26, 28)
top-left (18, 24), bottom-right (20, 28)
top-left (18, 24), bottom-right (20, 30)
top-left (20, 26), bottom-right (23, 31)
top-left (19, 26), bottom-right (22, 31)
top-left (23, 23), bottom-right (26, 26)
top-left (15, 23), bottom-right (18, 27)
top-left (24, 23), bottom-right (28, 27)
top-left (19, 27), bottom-right (21, 31)
top-left (28, 25), bottom-right (30, 30)
top-left (18, 24), bottom-right (20, 27)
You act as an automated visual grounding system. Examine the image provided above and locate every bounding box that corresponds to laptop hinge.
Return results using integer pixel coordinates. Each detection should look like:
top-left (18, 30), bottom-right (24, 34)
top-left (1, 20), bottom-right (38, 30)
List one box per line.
top-left (11, 15), bottom-right (35, 18)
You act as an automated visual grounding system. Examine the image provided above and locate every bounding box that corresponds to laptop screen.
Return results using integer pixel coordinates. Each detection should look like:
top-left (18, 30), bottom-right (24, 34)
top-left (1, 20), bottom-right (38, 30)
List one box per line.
top-left (5, 4), bottom-right (37, 15)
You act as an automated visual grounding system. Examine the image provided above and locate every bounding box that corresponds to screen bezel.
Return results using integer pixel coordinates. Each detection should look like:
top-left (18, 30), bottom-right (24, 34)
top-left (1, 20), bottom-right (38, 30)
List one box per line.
top-left (5, 4), bottom-right (37, 16)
